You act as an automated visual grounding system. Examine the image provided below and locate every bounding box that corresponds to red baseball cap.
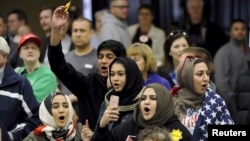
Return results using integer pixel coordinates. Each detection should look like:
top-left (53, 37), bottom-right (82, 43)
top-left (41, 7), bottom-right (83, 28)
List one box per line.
top-left (18, 33), bottom-right (42, 49)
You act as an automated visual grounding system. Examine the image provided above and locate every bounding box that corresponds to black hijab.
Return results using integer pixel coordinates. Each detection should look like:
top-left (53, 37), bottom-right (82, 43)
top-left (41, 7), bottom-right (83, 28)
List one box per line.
top-left (105, 57), bottom-right (144, 110)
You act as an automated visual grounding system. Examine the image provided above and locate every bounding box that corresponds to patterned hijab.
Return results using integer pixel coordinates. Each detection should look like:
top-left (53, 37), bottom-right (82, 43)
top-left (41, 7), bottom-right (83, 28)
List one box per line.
top-left (105, 57), bottom-right (144, 111)
top-left (35, 92), bottom-right (76, 141)
top-left (134, 83), bottom-right (175, 128)
top-left (173, 57), bottom-right (205, 119)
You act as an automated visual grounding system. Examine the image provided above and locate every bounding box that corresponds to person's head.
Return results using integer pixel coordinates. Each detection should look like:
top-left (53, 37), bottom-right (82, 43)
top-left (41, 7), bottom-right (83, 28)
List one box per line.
top-left (138, 126), bottom-right (172, 141)
top-left (18, 33), bottom-right (42, 63)
top-left (71, 17), bottom-right (93, 48)
top-left (137, 4), bottom-right (154, 26)
top-left (229, 19), bottom-right (247, 43)
top-left (180, 47), bottom-right (212, 71)
top-left (177, 56), bottom-right (209, 95)
top-left (160, 30), bottom-right (189, 70)
top-left (109, 0), bottom-right (129, 20)
top-left (134, 83), bottom-right (174, 127)
top-left (39, 5), bottom-right (55, 35)
top-left (186, 0), bottom-right (204, 24)
top-left (127, 43), bottom-right (157, 74)
top-left (39, 92), bottom-right (74, 129)
top-left (0, 13), bottom-right (7, 37)
top-left (0, 37), bottom-right (10, 68)
top-left (97, 40), bottom-right (126, 78)
top-left (13, 24), bottom-right (32, 43)
top-left (17, 24), bottom-right (31, 36)
top-left (7, 9), bottom-right (28, 35)
top-left (109, 57), bottom-right (143, 94)
top-left (94, 9), bottom-right (106, 32)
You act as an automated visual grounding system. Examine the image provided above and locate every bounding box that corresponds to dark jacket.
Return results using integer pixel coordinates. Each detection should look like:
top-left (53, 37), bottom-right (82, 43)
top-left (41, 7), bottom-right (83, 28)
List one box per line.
top-left (48, 43), bottom-right (107, 130)
top-left (183, 20), bottom-right (229, 58)
top-left (0, 64), bottom-right (41, 140)
top-left (91, 102), bottom-right (134, 141)
top-left (228, 71), bottom-right (250, 124)
top-left (110, 115), bottom-right (193, 141)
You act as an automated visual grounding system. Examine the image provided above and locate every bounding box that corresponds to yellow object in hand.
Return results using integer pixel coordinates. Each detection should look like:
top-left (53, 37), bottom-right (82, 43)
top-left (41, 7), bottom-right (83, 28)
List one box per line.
top-left (64, 0), bottom-right (71, 12)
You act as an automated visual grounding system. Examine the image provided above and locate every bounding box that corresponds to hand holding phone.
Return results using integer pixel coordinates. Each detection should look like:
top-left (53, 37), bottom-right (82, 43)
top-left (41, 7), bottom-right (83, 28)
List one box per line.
top-left (110, 95), bottom-right (119, 107)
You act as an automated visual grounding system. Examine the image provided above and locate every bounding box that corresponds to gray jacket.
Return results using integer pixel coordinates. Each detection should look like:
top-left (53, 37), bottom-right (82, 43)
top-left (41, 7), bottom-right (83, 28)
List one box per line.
top-left (100, 11), bottom-right (131, 48)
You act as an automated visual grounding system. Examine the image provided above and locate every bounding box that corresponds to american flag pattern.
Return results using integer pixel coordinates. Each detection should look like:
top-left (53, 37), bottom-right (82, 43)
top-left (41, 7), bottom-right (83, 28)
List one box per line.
top-left (193, 88), bottom-right (234, 141)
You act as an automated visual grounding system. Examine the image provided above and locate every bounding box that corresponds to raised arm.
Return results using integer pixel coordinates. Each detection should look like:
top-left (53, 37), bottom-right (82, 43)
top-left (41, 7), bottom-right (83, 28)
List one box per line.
top-left (50, 5), bottom-right (69, 46)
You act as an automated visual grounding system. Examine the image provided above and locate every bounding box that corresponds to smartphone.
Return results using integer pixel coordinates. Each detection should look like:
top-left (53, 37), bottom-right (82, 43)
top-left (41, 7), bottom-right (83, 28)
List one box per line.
top-left (110, 95), bottom-right (119, 107)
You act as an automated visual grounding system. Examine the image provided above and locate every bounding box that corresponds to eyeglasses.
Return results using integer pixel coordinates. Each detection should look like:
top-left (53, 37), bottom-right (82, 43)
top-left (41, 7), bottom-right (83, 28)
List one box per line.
top-left (167, 30), bottom-right (188, 39)
top-left (113, 5), bottom-right (130, 9)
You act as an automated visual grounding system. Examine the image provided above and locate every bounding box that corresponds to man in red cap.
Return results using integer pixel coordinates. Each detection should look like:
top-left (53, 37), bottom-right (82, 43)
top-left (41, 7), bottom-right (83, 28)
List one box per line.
top-left (15, 33), bottom-right (58, 103)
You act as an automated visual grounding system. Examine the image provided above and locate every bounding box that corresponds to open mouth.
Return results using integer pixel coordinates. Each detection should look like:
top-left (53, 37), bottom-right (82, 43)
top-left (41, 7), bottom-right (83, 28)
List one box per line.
top-left (101, 66), bottom-right (108, 71)
top-left (59, 116), bottom-right (65, 120)
top-left (113, 83), bottom-right (120, 89)
top-left (201, 84), bottom-right (207, 89)
top-left (144, 107), bottom-right (150, 112)
top-left (113, 83), bottom-right (119, 86)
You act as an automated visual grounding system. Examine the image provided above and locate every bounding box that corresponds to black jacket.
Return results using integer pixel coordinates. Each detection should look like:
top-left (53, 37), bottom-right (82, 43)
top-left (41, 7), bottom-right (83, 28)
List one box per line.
top-left (95, 115), bottom-right (194, 141)
top-left (48, 43), bottom-right (107, 130)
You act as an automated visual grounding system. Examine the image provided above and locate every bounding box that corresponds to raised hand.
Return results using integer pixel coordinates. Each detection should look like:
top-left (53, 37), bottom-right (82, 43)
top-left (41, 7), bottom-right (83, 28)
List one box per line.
top-left (51, 5), bottom-right (69, 29)
top-left (81, 120), bottom-right (93, 141)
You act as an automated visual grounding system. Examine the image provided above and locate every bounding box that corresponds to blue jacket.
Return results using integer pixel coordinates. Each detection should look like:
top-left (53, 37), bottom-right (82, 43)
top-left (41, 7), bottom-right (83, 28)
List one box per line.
top-left (0, 64), bottom-right (41, 141)
top-left (145, 73), bottom-right (172, 90)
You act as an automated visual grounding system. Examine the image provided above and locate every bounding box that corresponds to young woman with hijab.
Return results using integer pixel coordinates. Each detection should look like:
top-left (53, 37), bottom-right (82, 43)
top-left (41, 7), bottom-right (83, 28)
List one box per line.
top-left (157, 30), bottom-right (190, 88)
top-left (171, 56), bottom-right (234, 141)
top-left (108, 83), bottom-right (193, 141)
top-left (90, 57), bottom-right (145, 141)
top-left (23, 92), bottom-right (82, 141)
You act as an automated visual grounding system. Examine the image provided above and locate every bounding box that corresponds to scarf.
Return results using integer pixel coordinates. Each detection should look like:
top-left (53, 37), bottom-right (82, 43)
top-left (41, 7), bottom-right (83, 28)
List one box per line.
top-left (134, 83), bottom-right (175, 128)
top-left (173, 57), bottom-right (205, 120)
top-left (106, 57), bottom-right (144, 108)
top-left (35, 93), bottom-right (76, 141)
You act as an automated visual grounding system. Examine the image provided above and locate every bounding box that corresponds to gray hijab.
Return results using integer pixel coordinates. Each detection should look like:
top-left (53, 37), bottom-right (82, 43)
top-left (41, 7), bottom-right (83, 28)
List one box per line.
top-left (134, 83), bottom-right (175, 128)
top-left (173, 57), bottom-right (205, 119)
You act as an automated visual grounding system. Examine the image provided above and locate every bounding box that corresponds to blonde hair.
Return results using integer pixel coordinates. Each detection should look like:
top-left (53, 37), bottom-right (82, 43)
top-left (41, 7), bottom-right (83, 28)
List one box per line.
top-left (127, 43), bottom-right (157, 73)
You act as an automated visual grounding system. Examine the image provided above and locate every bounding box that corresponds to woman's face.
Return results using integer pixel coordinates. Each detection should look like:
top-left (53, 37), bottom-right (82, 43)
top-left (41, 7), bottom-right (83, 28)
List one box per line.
top-left (170, 37), bottom-right (189, 63)
top-left (129, 54), bottom-right (146, 73)
top-left (110, 62), bottom-right (126, 92)
top-left (52, 95), bottom-right (70, 128)
top-left (193, 62), bottom-right (210, 95)
top-left (140, 87), bottom-right (157, 120)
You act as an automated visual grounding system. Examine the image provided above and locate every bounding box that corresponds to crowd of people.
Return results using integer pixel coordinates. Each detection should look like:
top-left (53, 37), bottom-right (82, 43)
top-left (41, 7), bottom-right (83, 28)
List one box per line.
top-left (0, 0), bottom-right (250, 140)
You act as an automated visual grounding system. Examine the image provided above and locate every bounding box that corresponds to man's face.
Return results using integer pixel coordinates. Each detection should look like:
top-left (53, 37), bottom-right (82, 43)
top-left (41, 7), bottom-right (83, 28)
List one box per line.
top-left (230, 22), bottom-right (247, 42)
top-left (39, 9), bottom-right (53, 33)
top-left (8, 14), bottom-right (23, 35)
top-left (138, 8), bottom-right (153, 26)
top-left (97, 49), bottom-right (116, 77)
top-left (110, 0), bottom-right (129, 20)
top-left (19, 41), bottom-right (40, 63)
top-left (71, 20), bottom-right (93, 48)
top-left (187, 0), bottom-right (203, 23)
